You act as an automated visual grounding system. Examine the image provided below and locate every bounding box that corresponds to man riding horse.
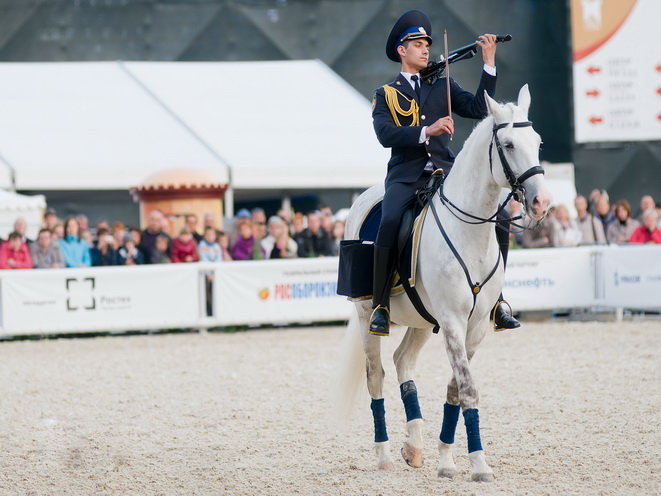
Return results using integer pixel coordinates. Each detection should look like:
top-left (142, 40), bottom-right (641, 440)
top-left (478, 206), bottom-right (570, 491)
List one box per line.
top-left (370, 9), bottom-right (520, 336)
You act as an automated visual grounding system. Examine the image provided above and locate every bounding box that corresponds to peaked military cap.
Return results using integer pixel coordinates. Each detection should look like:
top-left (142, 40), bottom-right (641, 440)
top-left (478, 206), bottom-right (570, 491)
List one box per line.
top-left (386, 10), bottom-right (433, 62)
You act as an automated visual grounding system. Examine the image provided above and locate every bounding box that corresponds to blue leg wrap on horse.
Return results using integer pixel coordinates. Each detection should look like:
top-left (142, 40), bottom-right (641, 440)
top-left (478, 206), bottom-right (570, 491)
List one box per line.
top-left (370, 398), bottom-right (388, 443)
top-left (463, 408), bottom-right (483, 453)
top-left (439, 402), bottom-right (461, 444)
top-left (399, 380), bottom-right (422, 421)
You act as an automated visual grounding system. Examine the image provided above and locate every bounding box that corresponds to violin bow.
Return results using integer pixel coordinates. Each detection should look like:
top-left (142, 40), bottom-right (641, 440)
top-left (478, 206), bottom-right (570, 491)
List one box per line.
top-left (444, 28), bottom-right (452, 141)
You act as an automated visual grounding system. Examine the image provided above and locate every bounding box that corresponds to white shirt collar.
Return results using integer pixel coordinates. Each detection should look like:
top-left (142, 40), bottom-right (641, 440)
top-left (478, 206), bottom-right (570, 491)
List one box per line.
top-left (400, 71), bottom-right (420, 90)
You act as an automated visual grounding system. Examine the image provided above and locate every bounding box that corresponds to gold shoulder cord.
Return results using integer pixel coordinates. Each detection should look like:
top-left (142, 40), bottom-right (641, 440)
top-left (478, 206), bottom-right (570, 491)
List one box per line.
top-left (382, 85), bottom-right (420, 126)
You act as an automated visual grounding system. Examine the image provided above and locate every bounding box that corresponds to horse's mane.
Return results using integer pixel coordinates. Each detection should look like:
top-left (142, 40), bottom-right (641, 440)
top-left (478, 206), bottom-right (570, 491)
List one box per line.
top-left (455, 102), bottom-right (516, 165)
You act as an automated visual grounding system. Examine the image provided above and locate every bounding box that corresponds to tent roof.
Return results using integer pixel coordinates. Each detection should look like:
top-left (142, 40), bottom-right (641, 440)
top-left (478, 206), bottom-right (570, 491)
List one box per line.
top-left (0, 190), bottom-right (46, 212)
top-left (0, 60), bottom-right (388, 191)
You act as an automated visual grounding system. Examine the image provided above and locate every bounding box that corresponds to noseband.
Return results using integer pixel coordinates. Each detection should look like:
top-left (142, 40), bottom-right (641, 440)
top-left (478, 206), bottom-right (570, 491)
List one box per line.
top-left (489, 121), bottom-right (545, 203)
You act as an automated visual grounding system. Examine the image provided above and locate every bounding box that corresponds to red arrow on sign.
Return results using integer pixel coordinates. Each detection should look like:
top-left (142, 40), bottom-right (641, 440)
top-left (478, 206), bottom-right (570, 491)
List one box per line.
top-left (589, 116), bottom-right (603, 124)
top-left (587, 66), bottom-right (601, 74)
top-left (586, 89), bottom-right (600, 97)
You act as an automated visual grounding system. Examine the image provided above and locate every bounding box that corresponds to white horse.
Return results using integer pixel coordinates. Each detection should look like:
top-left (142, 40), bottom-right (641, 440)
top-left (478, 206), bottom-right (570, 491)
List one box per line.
top-left (335, 85), bottom-right (551, 481)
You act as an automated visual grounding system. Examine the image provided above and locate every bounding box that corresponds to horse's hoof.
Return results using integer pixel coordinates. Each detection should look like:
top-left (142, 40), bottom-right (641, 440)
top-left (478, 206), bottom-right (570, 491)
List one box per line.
top-left (401, 443), bottom-right (423, 468)
top-left (437, 467), bottom-right (458, 478)
top-left (377, 460), bottom-right (396, 470)
top-left (471, 472), bottom-right (495, 482)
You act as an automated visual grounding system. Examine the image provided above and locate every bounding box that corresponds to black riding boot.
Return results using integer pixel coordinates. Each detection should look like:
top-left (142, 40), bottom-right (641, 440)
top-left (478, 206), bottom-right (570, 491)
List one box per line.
top-left (369, 246), bottom-right (395, 336)
top-left (493, 218), bottom-right (521, 331)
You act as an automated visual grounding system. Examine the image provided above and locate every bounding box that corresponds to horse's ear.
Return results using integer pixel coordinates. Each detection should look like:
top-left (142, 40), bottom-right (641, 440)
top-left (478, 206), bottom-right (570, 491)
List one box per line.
top-left (484, 90), bottom-right (500, 118)
top-left (517, 84), bottom-right (531, 116)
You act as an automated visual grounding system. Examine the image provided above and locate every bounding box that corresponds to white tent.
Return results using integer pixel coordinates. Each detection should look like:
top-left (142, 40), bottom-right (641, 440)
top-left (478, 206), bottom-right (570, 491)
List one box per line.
top-left (0, 60), bottom-right (388, 192)
top-left (0, 190), bottom-right (46, 239)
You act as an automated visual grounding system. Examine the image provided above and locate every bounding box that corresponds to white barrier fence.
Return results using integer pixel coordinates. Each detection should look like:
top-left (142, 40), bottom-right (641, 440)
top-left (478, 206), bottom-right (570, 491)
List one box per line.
top-left (1, 245), bottom-right (660, 336)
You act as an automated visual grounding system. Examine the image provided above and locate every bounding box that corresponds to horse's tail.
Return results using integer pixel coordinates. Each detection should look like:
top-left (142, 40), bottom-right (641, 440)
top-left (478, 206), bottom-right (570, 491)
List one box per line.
top-left (331, 305), bottom-right (366, 430)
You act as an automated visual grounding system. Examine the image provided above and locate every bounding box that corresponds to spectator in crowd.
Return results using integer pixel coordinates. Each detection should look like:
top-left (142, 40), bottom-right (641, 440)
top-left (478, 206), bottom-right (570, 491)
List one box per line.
top-left (59, 217), bottom-right (91, 267)
top-left (231, 220), bottom-right (265, 260)
top-left (52, 223), bottom-right (64, 240)
top-left (81, 229), bottom-right (94, 247)
top-left (521, 211), bottom-right (555, 248)
top-left (140, 210), bottom-right (171, 264)
top-left (203, 212), bottom-right (221, 236)
top-left (595, 192), bottom-right (615, 237)
top-left (30, 228), bottom-right (64, 268)
top-left (277, 208), bottom-right (292, 225)
top-left (629, 209), bottom-right (661, 244)
top-left (574, 195), bottom-right (606, 244)
top-left (198, 226), bottom-right (223, 262)
top-left (251, 208), bottom-right (267, 242)
top-left (551, 204), bottom-right (581, 247)
top-left (118, 238), bottom-right (144, 265)
top-left (261, 216), bottom-right (298, 259)
top-left (0, 231), bottom-right (33, 269)
top-left (607, 200), bottom-right (639, 244)
top-left (129, 227), bottom-right (142, 246)
top-left (13, 217), bottom-right (32, 244)
top-left (638, 195), bottom-right (655, 223)
top-left (291, 212), bottom-right (305, 236)
top-left (91, 228), bottom-right (120, 266)
top-left (218, 231), bottom-right (233, 261)
top-left (186, 214), bottom-right (203, 243)
top-left (295, 211), bottom-right (334, 257)
top-left (96, 220), bottom-right (111, 233)
top-left (171, 227), bottom-right (199, 263)
top-left (587, 189), bottom-right (602, 214)
top-left (112, 221), bottom-right (127, 247)
top-left (76, 214), bottom-right (89, 232)
top-left (43, 208), bottom-right (59, 231)
top-left (151, 234), bottom-right (172, 263)
top-left (320, 207), bottom-right (334, 234)
top-left (331, 220), bottom-right (345, 256)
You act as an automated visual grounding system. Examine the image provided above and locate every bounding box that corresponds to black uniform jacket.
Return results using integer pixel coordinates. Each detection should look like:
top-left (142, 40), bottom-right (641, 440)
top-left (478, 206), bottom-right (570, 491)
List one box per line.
top-left (372, 71), bottom-right (497, 184)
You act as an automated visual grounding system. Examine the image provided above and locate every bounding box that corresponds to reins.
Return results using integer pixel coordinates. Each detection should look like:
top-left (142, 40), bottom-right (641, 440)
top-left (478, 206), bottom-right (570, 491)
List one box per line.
top-left (427, 119), bottom-right (545, 318)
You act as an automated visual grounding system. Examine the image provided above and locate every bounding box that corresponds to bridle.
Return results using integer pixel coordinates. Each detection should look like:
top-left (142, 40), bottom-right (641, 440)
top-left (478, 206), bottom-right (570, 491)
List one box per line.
top-left (427, 119), bottom-right (545, 320)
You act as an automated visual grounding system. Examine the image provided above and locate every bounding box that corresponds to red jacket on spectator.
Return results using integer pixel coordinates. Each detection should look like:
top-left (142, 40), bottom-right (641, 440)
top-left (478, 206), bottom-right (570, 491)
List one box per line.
top-left (628, 225), bottom-right (661, 244)
top-left (171, 238), bottom-right (199, 263)
top-left (0, 241), bottom-right (33, 269)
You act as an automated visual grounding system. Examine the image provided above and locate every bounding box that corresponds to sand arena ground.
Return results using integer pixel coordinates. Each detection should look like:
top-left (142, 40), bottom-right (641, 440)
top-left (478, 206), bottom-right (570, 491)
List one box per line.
top-left (0, 321), bottom-right (659, 495)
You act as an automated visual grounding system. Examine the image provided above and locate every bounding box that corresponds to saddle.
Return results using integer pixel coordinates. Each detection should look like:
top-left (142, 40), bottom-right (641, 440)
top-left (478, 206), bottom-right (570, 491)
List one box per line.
top-left (337, 170), bottom-right (445, 331)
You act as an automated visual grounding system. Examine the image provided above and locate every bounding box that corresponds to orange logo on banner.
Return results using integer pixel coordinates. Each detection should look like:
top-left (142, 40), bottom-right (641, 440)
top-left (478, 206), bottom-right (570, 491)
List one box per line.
top-left (571, 0), bottom-right (637, 61)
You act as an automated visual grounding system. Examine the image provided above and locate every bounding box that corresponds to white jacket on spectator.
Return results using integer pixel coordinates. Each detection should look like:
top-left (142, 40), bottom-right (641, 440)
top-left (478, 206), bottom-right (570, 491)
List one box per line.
top-left (261, 235), bottom-right (298, 259)
top-left (552, 218), bottom-right (582, 247)
top-left (574, 213), bottom-right (606, 244)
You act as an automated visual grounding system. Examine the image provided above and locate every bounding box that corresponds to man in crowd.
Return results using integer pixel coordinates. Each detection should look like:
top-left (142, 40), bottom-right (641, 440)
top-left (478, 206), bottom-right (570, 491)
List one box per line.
top-left (30, 228), bottom-right (64, 268)
top-left (43, 208), bottom-right (59, 231)
top-left (638, 195), bottom-right (655, 223)
top-left (252, 208), bottom-right (267, 242)
top-left (594, 192), bottom-right (615, 237)
top-left (186, 214), bottom-right (203, 243)
top-left (13, 217), bottom-right (32, 245)
top-left (574, 195), bottom-right (606, 244)
top-left (0, 231), bottom-right (32, 269)
top-left (296, 211), bottom-right (334, 257)
top-left (140, 210), bottom-right (171, 264)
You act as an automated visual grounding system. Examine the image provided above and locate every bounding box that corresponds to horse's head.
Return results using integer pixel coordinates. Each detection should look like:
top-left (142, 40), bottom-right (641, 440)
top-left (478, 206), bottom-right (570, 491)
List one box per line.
top-left (484, 85), bottom-right (551, 221)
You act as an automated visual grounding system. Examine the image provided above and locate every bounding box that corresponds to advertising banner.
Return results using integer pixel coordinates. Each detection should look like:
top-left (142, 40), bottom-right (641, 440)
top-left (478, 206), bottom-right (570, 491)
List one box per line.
top-left (0, 264), bottom-right (200, 334)
top-left (571, 0), bottom-right (660, 142)
top-left (602, 245), bottom-right (661, 308)
top-left (504, 247), bottom-right (596, 310)
top-left (214, 258), bottom-right (352, 326)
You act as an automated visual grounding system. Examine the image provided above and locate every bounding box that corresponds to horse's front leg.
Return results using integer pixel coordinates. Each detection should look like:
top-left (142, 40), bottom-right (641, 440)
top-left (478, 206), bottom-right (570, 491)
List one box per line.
top-left (441, 320), bottom-right (494, 482)
top-left (362, 323), bottom-right (394, 470)
top-left (393, 326), bottom-right (433, 468)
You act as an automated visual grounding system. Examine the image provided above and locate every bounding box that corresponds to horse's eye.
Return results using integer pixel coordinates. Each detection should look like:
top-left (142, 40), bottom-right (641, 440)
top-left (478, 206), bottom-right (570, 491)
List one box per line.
top-left (504, 142), bottom-right (514, 150)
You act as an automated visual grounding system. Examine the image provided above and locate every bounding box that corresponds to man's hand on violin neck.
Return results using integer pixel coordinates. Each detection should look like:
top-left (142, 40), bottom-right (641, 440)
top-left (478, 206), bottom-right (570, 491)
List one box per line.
top-left (477, 33), bottom-right (497, 67)
top-left (426, 116), bottom-right (454, 137)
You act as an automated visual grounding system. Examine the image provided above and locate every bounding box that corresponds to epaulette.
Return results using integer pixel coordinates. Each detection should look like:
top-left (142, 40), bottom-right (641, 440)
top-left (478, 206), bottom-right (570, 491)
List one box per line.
top-left (381, 84), bottom-right (419, 127)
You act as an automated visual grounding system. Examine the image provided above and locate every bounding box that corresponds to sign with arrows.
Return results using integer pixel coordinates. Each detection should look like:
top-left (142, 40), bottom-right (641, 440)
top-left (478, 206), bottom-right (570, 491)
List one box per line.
top-left (571, 0), bottom-right (660, 142)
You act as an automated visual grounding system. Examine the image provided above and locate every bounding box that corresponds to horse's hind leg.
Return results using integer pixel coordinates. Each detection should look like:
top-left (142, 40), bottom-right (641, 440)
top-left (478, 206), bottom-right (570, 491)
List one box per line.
top-left (362, 322), bottom-right (394, 470)
top-left (441, 321), bottom-right (494, 482)
top-left (393, 326), bottom-right (433, 468)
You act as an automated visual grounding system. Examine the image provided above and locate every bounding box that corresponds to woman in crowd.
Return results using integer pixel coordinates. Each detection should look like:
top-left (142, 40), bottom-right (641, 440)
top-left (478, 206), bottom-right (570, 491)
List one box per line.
top-left (151, 234), bottom-right (171, 263)
top-left (198, 226), bottom-right (223, 262)
top-left (629, 209), bottom-right (661, 244)
top-left (552, 204), bottom-right (582, 247)
top-left (331, 220), bottom-right (345, 256)
top-left (607, 200), bottom-right (639, 243)
top-left (171, 227), bottom-right (199, 263)
top-left (0, 232), bottom-right (33, 269)
top-left (58, 216), bottom-right (92, 267)
top-left (91, 228), bottom-right (120, 266)
top-left (231, 220), bottom-right (265, 260)
top-left (218, 231), bottom-right (233, 261)
top-left (261, 216), bottom-right (298, 259)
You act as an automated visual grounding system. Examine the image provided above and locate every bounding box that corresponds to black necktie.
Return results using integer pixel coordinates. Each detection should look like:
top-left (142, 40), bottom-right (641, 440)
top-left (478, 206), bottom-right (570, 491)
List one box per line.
top-left (411, 75), bottom-right (421, 100)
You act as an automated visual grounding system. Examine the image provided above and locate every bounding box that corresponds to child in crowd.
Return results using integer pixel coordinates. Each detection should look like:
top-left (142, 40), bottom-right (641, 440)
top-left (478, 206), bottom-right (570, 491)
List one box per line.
top-left (231, 220), bottom-right (265, 261)
top-left (118, 238), bottom-right (144, 265)
top-left (151, 234), bottom-right (171, 263)
top-left (198, 226), bottom-right (223, 262)
top-left (0, 232), bottom-right (33, 269)
top-left (171, 227), bottom-right (199, 263)
top-left (218, 231), bottom-right (233, 261)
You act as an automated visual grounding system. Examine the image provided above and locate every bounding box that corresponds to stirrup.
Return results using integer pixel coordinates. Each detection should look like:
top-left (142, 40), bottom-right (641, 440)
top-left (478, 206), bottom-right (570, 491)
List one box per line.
top-left (491, 299), bottom-right (517, 332)
top-left (369, 306), bottom-right (390, 336)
